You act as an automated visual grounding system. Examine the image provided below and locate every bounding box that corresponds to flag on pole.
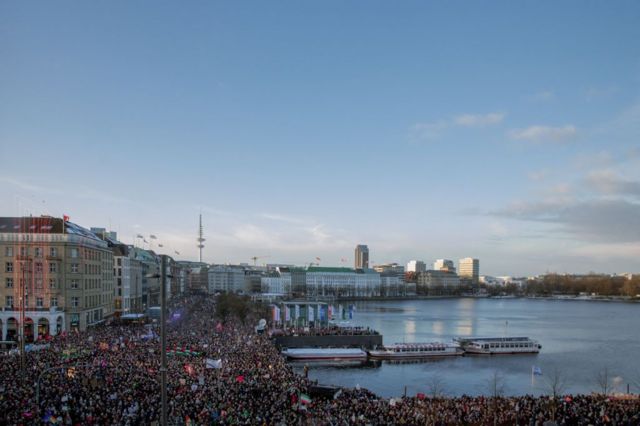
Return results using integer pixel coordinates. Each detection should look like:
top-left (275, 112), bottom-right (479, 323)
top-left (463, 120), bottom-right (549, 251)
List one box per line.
top-left (319, 306), bottom-right (325, 321)
top-left (63, 215), bottom-right (70, 222)
top-left (294, 305), bottom-right (300, 320)
top-left (348, 304), bottom-right (354, 320)
top-left (532, 366), bottom-right (542, 376)
top-left (150, 235), bottom-right (157, 239)
top-left (328, 305), bottom-right (333, 320)
top-left (284, 306), bottom-right (291, 322)
top-left (136, 234), bottom-right (144, 239)
top-left (205, 358), bottom-right (222, 369)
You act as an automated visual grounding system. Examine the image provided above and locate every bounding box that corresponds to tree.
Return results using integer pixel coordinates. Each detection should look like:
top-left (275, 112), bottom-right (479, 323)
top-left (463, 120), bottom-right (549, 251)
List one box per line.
top-left (595, 367), bottom-right (612, 395)
top-left (485, 370), bottom-right (506, 426)
top-left (542, 367), bottom-right (569, 420)
top-left (425, 373), bottom-right (447, 398)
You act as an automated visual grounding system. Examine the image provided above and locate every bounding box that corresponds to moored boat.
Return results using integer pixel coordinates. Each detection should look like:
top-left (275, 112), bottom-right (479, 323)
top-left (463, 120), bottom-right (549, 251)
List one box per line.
top-left (455, 336), bottom-right (541, 355)
top-left (282, 347), bottom-right (367, 361)
top-left (367, 342), bottom-right (462, 359)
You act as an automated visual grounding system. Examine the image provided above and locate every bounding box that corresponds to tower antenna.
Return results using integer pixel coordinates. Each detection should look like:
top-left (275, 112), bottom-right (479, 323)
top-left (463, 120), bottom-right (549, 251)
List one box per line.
top-left (197, 213), bottom-right (205, 263)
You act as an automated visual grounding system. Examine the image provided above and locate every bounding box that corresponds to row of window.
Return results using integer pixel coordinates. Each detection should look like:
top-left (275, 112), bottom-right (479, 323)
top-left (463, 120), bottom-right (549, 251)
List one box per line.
top-left (4, 261), bottom-right (105, 274)
top-left (3, 246), bottom-right (108, 260)
top-left (5, 296), bottom-right (60, 308)
top-left (5, 277), bottom-right (85, 290)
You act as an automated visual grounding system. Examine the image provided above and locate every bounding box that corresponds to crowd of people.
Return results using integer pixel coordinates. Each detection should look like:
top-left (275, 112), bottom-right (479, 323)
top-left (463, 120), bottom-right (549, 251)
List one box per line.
top-left (1, 292), bottom-right (639, 425)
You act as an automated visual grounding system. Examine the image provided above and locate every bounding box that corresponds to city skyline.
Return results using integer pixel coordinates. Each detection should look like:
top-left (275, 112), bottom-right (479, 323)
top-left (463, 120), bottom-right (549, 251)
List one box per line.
top-left (2, 2), bottom-right (640, 276)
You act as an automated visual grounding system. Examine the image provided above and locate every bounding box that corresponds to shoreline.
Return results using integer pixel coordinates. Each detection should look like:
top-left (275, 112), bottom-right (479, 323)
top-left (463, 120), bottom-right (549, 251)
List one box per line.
top-left (327, 295), bottom-right (640, 303)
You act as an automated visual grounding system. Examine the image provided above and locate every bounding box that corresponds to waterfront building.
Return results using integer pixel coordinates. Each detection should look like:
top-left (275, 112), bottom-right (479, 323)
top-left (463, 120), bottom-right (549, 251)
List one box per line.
top-left (306, 266), bottom-right (380, 298)
top-left (458, 258), bottom-right (479, 285)
top-left (261, 275), bottom-right (292, 296)
top-left (373, 263), bottom-right (405, 275)
top-left (434, 259), bottom-right (456, 273)
top-left (380, 274), bottom-right (406, 297)
top-left (417, 270), bottom-right (460, 293)
top-left (208, 265), bottom-right (245, 293)
top-left (406, 260), bottom-right (427, 273)
top-left (0, 216), bottom-right (115, 338)
top-left (354, 244), bottom-right (369, 269)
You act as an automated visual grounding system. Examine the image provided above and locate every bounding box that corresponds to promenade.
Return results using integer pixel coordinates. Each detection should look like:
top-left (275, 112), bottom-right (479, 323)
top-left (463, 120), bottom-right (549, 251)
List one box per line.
top-left (1, 293), bottom-right (638, 425)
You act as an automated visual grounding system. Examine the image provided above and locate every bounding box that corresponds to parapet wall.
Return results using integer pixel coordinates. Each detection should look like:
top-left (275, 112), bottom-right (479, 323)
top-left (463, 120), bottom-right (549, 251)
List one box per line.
top-left (273, 334), bottom-right (382, 349)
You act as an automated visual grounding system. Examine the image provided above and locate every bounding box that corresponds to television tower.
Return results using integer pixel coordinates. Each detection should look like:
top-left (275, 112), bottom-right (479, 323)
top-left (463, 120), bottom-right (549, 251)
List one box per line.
top-left (197, 214), bottom-right (205, 263)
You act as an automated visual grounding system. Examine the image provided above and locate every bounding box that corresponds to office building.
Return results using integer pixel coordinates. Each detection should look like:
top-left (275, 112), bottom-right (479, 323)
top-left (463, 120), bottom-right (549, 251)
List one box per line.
top-left (0, 216), bottom-right (115, 338)
top-left (354, 244), bottom-right (369, 269)
top-left (406, 260), bottom-right (427, 273)
top-left (458, 257), bottom-right (480, 285)
top-left (208, 265), bottom-right (245, 293)
top-left (434, 259), bottom-right (456, 273)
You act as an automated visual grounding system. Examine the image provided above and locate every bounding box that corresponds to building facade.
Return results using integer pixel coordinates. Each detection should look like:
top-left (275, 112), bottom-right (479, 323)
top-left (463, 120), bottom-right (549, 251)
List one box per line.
top-left (354, 244), bottom-right (369, 269)
top-left (458, 258), bottom-right (480, 285)
top-left (406, 260), bottom-right (427, 273)
top-left (434, 259), bottom-right (456, 273)
top-left (0, 217), bottom-right (115, 339)
top-left (306, 266), bottom-right (380, 298)
top-left (208, 265), bottom-right (245, 293)
top-left (417, 270), bottom-right (460, 293)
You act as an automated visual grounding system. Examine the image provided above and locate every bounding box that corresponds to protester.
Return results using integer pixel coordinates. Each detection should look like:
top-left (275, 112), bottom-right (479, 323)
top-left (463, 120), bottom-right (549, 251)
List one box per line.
top-left (2, 293), bottom-right (638, 425)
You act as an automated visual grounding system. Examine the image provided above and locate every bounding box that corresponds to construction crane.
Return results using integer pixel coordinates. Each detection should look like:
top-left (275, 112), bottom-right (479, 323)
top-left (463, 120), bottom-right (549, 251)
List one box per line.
top-left (250, 255), bottom-right (270, 266)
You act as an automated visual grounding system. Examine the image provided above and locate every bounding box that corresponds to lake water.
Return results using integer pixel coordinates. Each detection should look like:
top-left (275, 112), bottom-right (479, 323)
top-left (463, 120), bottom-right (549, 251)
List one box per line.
top-left (293, 298), bottom-right (640, 398)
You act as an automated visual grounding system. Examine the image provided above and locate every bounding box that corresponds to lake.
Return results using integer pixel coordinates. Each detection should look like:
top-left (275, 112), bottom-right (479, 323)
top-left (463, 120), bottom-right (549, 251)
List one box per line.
top-left (293, 298), bottom-right (640, 397)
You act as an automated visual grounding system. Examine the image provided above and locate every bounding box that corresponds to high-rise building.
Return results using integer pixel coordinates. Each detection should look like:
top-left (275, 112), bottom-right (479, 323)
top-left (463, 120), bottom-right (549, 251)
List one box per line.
top-left (434, 259), bottom-right (456, 273)
top-left (354, 244), bottom-right (369, 269)
top-left (459, 258), bottom-right (480, 285)
top-left (406, 260), bottom-right (427, 273)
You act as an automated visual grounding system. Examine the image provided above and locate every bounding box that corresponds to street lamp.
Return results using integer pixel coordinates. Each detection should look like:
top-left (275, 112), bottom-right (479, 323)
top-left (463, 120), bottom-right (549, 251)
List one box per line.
top-left (145, 255), bottom-right (172, 426)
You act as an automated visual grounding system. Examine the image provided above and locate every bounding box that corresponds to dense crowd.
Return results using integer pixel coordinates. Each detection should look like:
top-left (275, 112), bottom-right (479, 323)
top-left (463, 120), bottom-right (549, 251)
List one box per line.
top-left (1, 293), bottom-right (639, 425)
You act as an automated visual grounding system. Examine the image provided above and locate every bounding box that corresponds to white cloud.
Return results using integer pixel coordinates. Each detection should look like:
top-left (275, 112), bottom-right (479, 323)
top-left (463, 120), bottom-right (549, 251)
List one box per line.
top-left (453, 112), bottom-right (505, 127)
top-left (528, 90), bottom-right (555, 102)
top-left (409, 120), bottom-right (448, 142)
top-left (509, 125), bottom-right (577, 143)
top-left (585, 86), bottom-right (617, 102)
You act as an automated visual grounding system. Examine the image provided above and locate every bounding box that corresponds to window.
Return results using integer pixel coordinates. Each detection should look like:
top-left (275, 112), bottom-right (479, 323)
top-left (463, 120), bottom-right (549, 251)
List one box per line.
top-left (71, 263), bottom-right (79, 273)
top-left (70, 248), bottom-right (79, 258)
top-left (49, 262), bottom-right (57, 273)
top-left (71, 297), bottom-right (79, 308)
top-left (49, 278), bottom-right (57, 289)
top-left (36, 297), bottom-right (43, 308)
top-left (5, 247), bottom-right (13, 257)
top-left (71, 279), bottom-right (79, 289)
top-left (24, 295), bottom-right (28, 307)
top-left (35, 262), bottom-right (43, 273)
top-left (5, 296), bottom-right (13, 308)
top-left (20, 247), bottom-right (28, 257)
top-left (34, 247), bottom-right (42, 257)
top-left (6, 262), bottom-right (13, 273)
top-left (49, 247), bottom-right (57, 257)
top-left (6, 278), bottom-right (13, 288)
top-left (35, 279), bottom-right (43, 289)
top-left (50, 297), bottom-right (58, 307)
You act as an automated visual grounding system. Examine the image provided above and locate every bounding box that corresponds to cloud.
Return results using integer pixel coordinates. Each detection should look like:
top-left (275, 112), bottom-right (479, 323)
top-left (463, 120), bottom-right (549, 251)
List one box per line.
top-left (527, 169), bottom-right (549, 181)
top-left (410, 111), bottom-right (505, 142)
top-left (258, 212), bottom-right (306, 225)
top-left (453, 112), bottom-right (505, 127)
top-left (585, 86), bottom-right (618, 102)
top-left (585, 170), bottom-right (640, 198)
top-left (528, 90), bottom-right (555, 102)
top-left (508, 125), bottom-right (577, 143)
top-left (492, 198), bottom-right (640, 243)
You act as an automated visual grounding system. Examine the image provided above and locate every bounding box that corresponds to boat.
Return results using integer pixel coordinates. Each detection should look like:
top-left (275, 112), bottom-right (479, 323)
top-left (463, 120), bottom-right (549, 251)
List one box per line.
top-left (367, 342), bottom-right (462, 359)
top-left (455, 337), bottom-right (541, 355)
top-left (282, 347), bottom-right (368, 361)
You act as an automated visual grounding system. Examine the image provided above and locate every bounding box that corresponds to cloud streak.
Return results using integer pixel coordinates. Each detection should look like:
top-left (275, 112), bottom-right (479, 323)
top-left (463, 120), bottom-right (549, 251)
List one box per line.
top-left (509, 125), bottom-right (577, 143)
top-left (410, 111), bottom-right (505, 142)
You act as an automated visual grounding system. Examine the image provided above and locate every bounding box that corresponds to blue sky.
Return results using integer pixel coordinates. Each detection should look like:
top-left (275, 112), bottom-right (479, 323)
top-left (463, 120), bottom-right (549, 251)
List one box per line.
top-left (1, 1), bottom-right (639, 276)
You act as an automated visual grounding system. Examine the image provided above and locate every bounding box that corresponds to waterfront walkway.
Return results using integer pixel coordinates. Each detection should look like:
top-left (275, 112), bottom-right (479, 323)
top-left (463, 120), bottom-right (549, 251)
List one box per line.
top-left (1, 293), bottom-right (639, 425)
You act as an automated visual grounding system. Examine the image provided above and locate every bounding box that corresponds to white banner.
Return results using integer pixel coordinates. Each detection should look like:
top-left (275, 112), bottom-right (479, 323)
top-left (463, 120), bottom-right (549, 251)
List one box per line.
top-left (205, 358), bottom-right (222, 369)
top-left (308, 306), bottom-right (314, 322)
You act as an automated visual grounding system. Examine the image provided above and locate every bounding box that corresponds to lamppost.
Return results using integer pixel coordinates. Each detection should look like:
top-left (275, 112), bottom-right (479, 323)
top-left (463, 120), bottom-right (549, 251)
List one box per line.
top-left (146, 254), bottom-right (172, 426)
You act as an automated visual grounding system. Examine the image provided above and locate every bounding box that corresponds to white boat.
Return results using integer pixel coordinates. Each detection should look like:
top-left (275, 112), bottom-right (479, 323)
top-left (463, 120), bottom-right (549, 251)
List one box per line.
top-left (282, 348), bottom-right (367, 361)
top-left (367, 342), bottom-right (462, 359)
top-left (455, 337), bottom-right (541, 355)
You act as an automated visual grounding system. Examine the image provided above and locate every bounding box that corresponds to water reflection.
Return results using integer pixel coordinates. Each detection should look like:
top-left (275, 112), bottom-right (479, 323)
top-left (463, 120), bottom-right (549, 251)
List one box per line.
top-left (431, 321), bottom-right (444, 335)
top-left (404, 319), bottom-right (416, 339)
top-left (455, 319), bottom-right (473, 336)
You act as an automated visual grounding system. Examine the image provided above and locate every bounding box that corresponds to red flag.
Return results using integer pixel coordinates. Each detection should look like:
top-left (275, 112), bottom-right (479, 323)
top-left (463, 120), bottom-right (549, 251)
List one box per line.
top-left (63, 215), bottom-right (70, 222)
top-left (417, 393), bottom-right (426, 400)
top-left (235, 375), bottom-right (245, 383)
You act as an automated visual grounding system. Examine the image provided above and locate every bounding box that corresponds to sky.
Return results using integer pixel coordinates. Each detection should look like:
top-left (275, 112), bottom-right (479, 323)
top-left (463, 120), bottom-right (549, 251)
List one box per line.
top-left (1, 1), bottom-right (640, 276)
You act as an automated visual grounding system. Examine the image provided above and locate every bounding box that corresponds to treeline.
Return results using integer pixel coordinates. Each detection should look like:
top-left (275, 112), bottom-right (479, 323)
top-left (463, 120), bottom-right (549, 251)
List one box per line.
top-left (490, 274), bottom-right (640, 297)
top-left (214, 293), bottom-right (266, 324)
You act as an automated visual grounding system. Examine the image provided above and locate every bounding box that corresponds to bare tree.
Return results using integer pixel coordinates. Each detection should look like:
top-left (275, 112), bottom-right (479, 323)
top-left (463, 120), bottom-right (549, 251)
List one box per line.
top-left (542, 367), bottom-right (569, 420)
top-left (595, 367), bottom-right (612, 396)
top-left (425, 373), bottom-right (447, 398)
top-left (485, 370), bottom-right (506, 426)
